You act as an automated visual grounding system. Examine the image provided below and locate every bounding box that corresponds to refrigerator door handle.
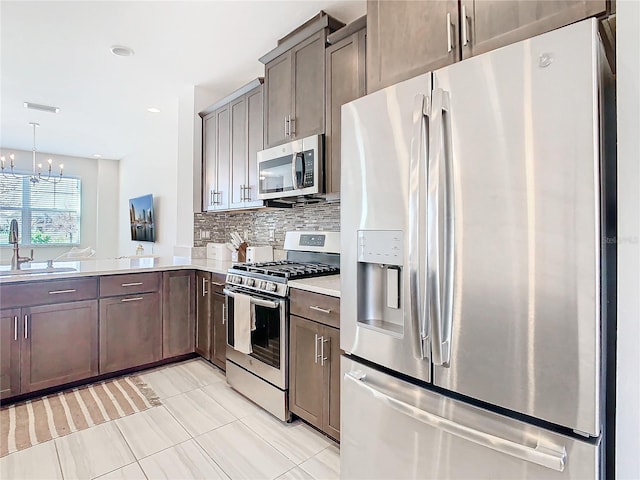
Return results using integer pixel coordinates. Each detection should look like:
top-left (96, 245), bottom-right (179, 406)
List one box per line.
top-left (429, 88), bottom-right (454, 367)
top-left (409, 94), bottom-right (430, 360)
top-left (344, 371), bottom-right (567, 472)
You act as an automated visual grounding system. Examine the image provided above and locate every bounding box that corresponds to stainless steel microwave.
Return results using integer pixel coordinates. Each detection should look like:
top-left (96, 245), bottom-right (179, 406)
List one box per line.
top-left (257, 134), bottom-right (323, 200)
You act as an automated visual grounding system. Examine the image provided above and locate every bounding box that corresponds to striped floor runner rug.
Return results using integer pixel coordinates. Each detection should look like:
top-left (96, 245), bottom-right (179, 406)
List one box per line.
top-left (0, 375), bottom-right (161, 457)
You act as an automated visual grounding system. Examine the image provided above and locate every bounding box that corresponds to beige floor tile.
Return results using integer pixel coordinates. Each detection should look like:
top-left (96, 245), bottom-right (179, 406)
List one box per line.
top-left (139, 439), bottom-right (229, 479)
top-left (137, 366), bottom-right (199, 399)
top-left (299, 445), bottom-right (340, 480)
top-left (176, 359), bottom-right (226, 387)
top-left (277, 467), bottom-right (315, 480)
top-left (163, 388), bottom-right (235, 436)
top-left (0, 440), bottom-right (63, 480)
top-left (116, 406), bottom-right (190, 459)
top-left (241, 410), bottom-right (332, 464)
top-left (200, 382), bottom-right (263, 419)
top-left (196, 421), bottom-right (295, 479)
top-left (93, 462), bottom-right (147, 480)
top-left (56, 421), bottom-right (135, 479)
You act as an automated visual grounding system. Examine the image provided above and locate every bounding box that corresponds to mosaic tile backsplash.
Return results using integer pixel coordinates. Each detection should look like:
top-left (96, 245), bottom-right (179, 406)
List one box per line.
top-left (194, 201), bottom-right (340, 248)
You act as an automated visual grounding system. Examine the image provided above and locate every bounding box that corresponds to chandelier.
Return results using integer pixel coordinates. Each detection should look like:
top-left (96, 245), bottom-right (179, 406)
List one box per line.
top-left (1, 122), bottom-right (64, 184)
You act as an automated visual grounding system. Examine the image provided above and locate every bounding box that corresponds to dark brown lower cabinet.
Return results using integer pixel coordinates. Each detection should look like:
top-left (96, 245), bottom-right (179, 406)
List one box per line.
top-left (22, 300), bottom-right (99, 393)
top-left (162, 270), bottom-right (195, 358)
top-left (195, 271), bottom-right (212, 359)
top-left (99, 292), bottom-right (161, 374)
top-left (0, 308), bottom-right (22, 399)
top-left (211, 292), bottom-right (227, 370)
top-left (290, 314), bottom-right (340, 440)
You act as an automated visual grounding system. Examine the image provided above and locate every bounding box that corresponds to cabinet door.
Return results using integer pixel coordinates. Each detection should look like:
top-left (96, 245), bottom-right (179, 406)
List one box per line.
top-left (203, 112), bottom-right (217, 211)
top-left (289, 315), bottom-right (324, 428)
top-left (162, 270), bottom-right (195, 358)
top-left (22, 300), bottom-right (98, 393)
top-left (322, 326), bottom-right (341, 440)
top-left (462, 0), bottom-right (607, 59)
top-left (1, 308), bottom-right (21, 398)
top-left (367, 0), bottom-right (459, 93)
top-left (229, 96), bottom-right (247, 209)
top-left (292, 31), bottom-right (326, 140)
top-left (215, 105), bottom-right (231, 210)
top-left (264, 52), bottom-right (292, 148)
top-left (245, 85), bottom-right (264, 206)
top-left (325, 29), bottom-right (366, 195)
top-left (99, 293), bottom-right (161, 374)
top-left (211, 293), bottom-right (227, 370)
top-left (195, 271), bottom-right (212, 359)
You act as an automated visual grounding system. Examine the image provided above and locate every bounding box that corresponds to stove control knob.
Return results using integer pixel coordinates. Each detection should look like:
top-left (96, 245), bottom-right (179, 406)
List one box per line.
top-left (266, 282), bottom-right (277, 292)
top-left (256, 281), bottom-right (265, 290)
top-left (246, 278), bottom-right (255, 287)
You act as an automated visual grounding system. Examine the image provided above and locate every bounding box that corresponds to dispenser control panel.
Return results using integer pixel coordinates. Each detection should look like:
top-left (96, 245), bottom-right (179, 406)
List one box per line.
top-left (357, 230), bottom-right (403, 266)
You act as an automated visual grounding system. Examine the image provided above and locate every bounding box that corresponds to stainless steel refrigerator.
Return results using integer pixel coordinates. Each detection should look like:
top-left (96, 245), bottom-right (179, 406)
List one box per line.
top-left (340, 18), bottom-right (615, 479)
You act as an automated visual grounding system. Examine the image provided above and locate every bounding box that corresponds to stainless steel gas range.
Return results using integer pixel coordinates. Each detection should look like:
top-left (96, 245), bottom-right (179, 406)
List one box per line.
top-left (223, 231), bottom-right (340, 421)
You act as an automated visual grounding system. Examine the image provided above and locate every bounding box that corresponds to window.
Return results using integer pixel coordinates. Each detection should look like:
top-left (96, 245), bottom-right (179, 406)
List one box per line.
top-left (0, 174), bottom-right (81, 246)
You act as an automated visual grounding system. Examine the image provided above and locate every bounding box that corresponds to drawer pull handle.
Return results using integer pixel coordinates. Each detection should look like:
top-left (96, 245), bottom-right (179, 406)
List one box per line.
top-left (14, 316), bottom-right (18, 341)
top-left (121, 282), bottom-right (143, 287)
top-left (49, 289), bottom-right (77, 295)
top-left (121, 297), bottom-right (144, 302)
top-left (24, 314), bottom-right (28, 339)
top-left (310, 305), bottom-right (332, 314)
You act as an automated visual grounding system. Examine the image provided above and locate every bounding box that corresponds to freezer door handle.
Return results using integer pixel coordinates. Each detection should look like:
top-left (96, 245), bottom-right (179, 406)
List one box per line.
top-left (409, 94), bottom-right (431, 360)
top-left (344, 371), bottom-right (567, 472)
top-left (428, 88), bottom-right (454, 367)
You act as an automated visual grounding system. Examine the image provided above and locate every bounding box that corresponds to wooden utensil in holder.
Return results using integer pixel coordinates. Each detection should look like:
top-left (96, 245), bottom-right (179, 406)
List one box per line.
top-left (237, 242), bottom-right (248, 263)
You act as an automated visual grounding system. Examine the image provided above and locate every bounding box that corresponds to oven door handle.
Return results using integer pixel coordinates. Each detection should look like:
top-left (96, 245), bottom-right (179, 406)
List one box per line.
top-left (223, 288), bottom-right (281, 309)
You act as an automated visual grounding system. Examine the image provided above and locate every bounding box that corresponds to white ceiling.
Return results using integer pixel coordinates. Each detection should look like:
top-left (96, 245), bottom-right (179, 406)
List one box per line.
top-left (0, 0), bottom-right (365, 160)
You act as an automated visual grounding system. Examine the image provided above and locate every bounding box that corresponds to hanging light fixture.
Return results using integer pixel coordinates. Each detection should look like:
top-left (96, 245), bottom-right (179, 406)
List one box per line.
top-left (1, 122), bottom-right (64, 184)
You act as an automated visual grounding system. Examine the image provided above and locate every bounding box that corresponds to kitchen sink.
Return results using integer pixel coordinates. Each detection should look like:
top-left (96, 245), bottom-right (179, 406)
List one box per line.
top-left (0, 267), bottom-right (77, 277)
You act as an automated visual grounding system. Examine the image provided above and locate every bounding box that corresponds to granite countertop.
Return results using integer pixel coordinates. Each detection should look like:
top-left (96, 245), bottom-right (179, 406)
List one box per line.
top-left (288, 274), bottom-right (340, 298)
top-left (0, 257), bottom-right (235, 284)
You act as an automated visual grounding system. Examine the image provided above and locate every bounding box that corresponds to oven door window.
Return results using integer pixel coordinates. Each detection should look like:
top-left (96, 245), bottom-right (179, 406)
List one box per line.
top-left (259, 154), bottom-right (295, 195)
top-left (228, 299), bottom-right (281, 369)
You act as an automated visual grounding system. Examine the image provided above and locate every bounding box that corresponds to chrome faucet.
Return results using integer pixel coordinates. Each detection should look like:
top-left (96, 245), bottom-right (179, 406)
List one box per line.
top-left (9, 219), bottom-right (33, 270)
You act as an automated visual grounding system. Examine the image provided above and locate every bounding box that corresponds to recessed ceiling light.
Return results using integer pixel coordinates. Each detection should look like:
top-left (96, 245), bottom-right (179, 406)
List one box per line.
top-left (24, 102), bottom-right (60, 114)
top-left (147, 107), bottom-right (161, 113)
top-left (110, 45), bottom-right (134, 57)
top-left (93, 154), bottom-right (103, 158)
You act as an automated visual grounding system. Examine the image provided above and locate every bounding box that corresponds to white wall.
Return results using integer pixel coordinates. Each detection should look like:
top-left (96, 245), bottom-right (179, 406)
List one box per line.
top-left (118, 100), bottom-right (179, 258)
top-left (0, 149), bottom-right (119, 262)
top-left (616, 1), bottom-right (640, 478)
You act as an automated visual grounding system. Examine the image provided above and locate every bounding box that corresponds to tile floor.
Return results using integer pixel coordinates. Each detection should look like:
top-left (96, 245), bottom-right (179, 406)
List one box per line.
top-left (0, 359), bottom-right (340, 480)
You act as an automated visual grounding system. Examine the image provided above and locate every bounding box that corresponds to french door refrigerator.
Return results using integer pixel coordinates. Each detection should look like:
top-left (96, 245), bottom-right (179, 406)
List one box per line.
top-left (340, 18), bottom-right (615, 479)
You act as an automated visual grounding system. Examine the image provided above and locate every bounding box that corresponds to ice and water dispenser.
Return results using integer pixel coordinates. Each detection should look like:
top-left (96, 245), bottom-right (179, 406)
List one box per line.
top-left (357, 230), bottom-right (404, 335)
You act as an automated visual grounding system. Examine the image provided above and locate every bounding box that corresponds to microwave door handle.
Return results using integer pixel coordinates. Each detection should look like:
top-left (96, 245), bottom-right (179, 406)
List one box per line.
top-left (291, 153), bottom-right (298, 189)
top-left (297, 152), bottom-right (305, 187)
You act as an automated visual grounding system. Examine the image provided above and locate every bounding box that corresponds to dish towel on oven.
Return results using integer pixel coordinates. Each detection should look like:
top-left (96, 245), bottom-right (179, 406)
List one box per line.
top-left (233, 292), bottom-right (253, 354)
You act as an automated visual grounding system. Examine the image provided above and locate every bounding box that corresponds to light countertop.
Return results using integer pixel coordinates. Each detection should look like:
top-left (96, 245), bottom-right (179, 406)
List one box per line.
top-left (0, 257), bottom-right (235, 284)
top-left (288, 274), bottom-right (340, 298)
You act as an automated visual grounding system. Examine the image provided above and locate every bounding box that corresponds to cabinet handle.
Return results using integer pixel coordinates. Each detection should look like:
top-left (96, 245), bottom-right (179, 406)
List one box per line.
top-left (310, 305), bottom-right (332, 314)
top-left (284, 116), bottom-right (289, 137)
top-left (461, 5), bottom-right (469, 46)
top-left (14, 315), bottom-right (18, 341)
top-left (243, 185), bottom-right (251, 201)
top-left (24, 314), bottom-right (28, 339)
top-left (314, 333), bottom-right (320, 364)
top-left (48, 289), bottom-right (77, 295)
top-left (121, 297), bottom-right (144, 302)
top-left (210, 190), bottom-right (215, 206)
top-left (202, 277), bottom-right (208, 296)
top-left (222, 304), bottom-right (226, 324)
top-left (321, 336), bottom-right (329, 366)
top-left (121, 282), bottom-right (143, 287)
top-left (289, 116), bottom-right (295, 136)
top-left (446, 12), bottom-right (454, 53)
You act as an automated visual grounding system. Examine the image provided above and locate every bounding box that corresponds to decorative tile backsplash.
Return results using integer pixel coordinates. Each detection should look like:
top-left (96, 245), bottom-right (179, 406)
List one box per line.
top-left (194, 201), bottom-right (340, 248)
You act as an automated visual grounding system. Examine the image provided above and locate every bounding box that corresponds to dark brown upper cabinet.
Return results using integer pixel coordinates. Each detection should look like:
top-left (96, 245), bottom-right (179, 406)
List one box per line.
top-left (260, 12), bottom-right (345, 149)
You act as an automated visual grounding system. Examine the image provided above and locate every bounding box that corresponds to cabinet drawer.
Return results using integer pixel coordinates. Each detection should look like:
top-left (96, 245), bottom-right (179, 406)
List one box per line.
top-left (0, 277), bottom-right (98, 308)
top-left (290, 288), bottom-right (340, 328)
top-left (210, 273), bottom-right (226, 294)
top-left (99, 272), bottom-right (160, 297)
